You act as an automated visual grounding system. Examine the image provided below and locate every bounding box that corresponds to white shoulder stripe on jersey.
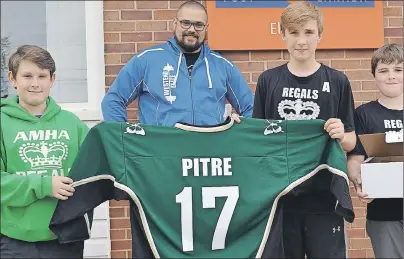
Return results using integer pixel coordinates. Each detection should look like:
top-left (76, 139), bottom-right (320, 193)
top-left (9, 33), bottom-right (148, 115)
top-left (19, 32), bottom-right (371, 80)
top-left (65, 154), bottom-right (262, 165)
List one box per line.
top-left (210, 53), bottom-right (233, 67)
top-left (137, 48), bottom-right (164, 58)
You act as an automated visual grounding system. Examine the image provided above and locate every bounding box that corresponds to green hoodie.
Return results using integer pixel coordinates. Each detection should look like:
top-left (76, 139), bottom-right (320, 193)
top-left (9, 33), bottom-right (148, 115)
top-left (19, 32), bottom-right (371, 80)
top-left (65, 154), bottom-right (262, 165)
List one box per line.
top-left (1, 96), bottom-right (88, 242)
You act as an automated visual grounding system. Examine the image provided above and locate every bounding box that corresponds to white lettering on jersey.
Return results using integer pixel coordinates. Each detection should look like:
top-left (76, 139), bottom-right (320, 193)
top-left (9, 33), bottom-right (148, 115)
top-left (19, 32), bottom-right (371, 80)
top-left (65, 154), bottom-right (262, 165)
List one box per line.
top-left (182, 158), bottom-right (232, 177)
top-left (282, 88), bottom-right (319, 100)
top-left (384, 120), bottom-right (403, 129)
top-left (322, 82), bottom-right (330, 93)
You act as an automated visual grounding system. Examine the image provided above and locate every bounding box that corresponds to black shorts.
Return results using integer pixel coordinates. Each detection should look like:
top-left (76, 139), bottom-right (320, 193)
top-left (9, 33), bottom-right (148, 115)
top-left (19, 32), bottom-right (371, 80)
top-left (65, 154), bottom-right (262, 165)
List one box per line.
top-left (0, 234), bottom-right (84, 258)
top-left (283, 211), bottom-right (347, 259)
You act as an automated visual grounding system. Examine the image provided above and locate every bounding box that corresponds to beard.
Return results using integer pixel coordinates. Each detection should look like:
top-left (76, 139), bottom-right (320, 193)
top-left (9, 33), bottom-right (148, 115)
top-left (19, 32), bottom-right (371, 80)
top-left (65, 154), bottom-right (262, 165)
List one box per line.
top-left (175, 32), bottom-right (204, 53)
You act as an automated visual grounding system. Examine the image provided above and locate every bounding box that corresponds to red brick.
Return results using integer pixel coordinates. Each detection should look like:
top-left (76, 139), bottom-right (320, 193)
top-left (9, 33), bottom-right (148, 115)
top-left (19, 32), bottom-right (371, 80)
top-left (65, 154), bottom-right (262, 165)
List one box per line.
top-left (350, 81), bottom-right (361, 91)
top-left (106, 65), bottom-right (124, 75)
top-left (105, 54), bottom-right (121, 65)
top-left (110, 229), bottom-right (126, 240)
top-left (121, 54), bottom-right (135, 63)
top-left (136, 21), bottom-right (167, 31)
top-left (110, 218), bottom-right (131, 229)
top-left (234, 62), bottom-right (265, 72)
top-left (154, 31), bottom-right (173, 41)
top-left (385, 28), bottom-right (403, 37)
top-left (126, 250), bottom-right (133, 258)
top-left (345, 50), bottom-right (375, 59)
top-left (122, 32), bottom-right (152, 42)
top-left (347, 228), bottom-right (366, 238)
top-left (137, 42), bottom-right (164, 52)
top-left (249, 83), bottom-right (257, 93)
top-left (110, 207), bottom-right (126, 218)
top-left (121, 10), bottom-right (152, 20)
top-left (354, 207), bottom-right (366, 218)
top-left (348, 249), bottom-right (367, 258)
top-left (128, 99), bottom-right (138, 109)
top-left (111, 250), bottom-right (127, 259)
top-left (366, 248), bottom-right (375, 258)
top-left (128, 109), bottom-right (138, 120)
top-left (389, 17), bottom-right (403, 27)
top-left (126, 229), bottom-right (132, 239)
top-left (266, 60), bottom-right (287, 69)
top-left (104, 33), bottom-right (120, 43)
top-left (351, 238), bottom-right (373, 249)
top-left (384, 7), bottom-right (403, 17)
top-left (345, 70), bottom-right (374, 80)
top-left (104, 1), bottom-right (134, 10)
top-left (384, 17), bottom-right (389, 28)
top-left (388, 1), bottom-right (403, 7)
top-left (331, 60), bottom-right (361, 70)
top-left (136, 0), bottom-right (169, 9)
top-left (252, 72), bottom-right (261, 82)
top-left (315, 50), bottom-right (344, 59)
top-left (105, 76), bottom-right (116, 86)
top-left (110, 200), bottom-right (129, 207)
top-left (104, 22), bottom-right (136, 32)
top-left (317, 60), bottom-right (330, 66)
top-left (111, 240), bottom-right (132, 250)
top-left (384, 38), bottom-right (390, 45)
top-left (351, 217), bottom-right (366, 229)
top-left (353, 92), bottom-right (378, 101)
top-left (104, 11), bottom-right (120, 21)
top-left (250, 50), bottom-right (282, 61)
top-left (362, 81), bottom-right (377, 90)
top-left (242, 72), bottom-right (251, 82)
top-left (389, 37), bottom-right (404, 45)
top-left (105, 43), bottom-right (136, 53)
top-left (222, 51), bottom-right (250, 62)
top-left (154, 10), bottom-right (177, 20)
top-left (360, 59), bottom-right (371, 69)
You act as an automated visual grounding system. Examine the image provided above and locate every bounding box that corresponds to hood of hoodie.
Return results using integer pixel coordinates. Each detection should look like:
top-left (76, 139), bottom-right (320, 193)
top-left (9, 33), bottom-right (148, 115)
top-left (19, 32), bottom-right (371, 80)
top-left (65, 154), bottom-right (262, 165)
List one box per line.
top-left (1, 96), bottom-right (61, 122)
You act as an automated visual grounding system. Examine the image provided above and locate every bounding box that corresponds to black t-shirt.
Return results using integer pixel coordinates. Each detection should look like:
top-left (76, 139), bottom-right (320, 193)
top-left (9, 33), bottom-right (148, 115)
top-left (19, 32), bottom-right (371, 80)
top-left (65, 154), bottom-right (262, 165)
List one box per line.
top-left (253, 63), bottom-right (356, 213)
top-left (349, 100), bottom-right (403, 221)
top-left (184, 52), bottom-right (200, 76)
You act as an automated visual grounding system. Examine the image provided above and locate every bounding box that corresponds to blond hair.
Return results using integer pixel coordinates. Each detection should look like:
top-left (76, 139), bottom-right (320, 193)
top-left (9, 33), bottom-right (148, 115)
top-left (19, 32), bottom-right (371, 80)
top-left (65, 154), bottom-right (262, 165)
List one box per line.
top-left (8, 45), bottom-right (56, 78)
top-left (280, 1), bottom-right (324, 35)
top-left (371, 43), bottom-right (403, 76)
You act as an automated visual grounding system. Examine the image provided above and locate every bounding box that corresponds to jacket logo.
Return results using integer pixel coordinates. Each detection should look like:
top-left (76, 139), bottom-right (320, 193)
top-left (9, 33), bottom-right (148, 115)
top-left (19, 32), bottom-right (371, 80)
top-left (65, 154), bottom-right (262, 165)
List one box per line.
top-left (125, 123), bottom-right (145, 136)
top-left (264, 120), bottom-right (284, 135)
top-left (162, 63), bottom-right (177, 104)
top-left (19, 141), bottom-right (68, 169)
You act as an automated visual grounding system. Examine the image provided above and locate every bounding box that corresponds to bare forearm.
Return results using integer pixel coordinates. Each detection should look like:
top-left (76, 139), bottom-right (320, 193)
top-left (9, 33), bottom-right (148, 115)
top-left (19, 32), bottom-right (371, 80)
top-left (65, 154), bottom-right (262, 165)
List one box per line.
top-left (341, 131), bottom-right (356, 152)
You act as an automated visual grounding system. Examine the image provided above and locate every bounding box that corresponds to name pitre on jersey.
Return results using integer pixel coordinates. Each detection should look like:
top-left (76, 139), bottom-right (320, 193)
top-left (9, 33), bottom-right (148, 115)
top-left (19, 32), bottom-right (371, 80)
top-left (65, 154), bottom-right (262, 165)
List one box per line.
top-left (49, 117), bottom-right (354, 258)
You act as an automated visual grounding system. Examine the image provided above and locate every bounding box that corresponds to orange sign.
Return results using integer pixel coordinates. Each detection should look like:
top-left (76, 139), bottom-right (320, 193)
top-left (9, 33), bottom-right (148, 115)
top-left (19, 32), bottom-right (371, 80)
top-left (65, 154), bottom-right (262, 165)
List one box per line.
top-left (206, 0), bottom-right (384, 50)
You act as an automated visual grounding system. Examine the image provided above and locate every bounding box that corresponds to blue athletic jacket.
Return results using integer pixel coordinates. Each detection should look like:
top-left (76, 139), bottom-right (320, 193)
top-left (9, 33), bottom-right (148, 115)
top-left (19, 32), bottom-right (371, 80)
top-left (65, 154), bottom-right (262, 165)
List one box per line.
top-left (101, 37), bottom-right (253, 126)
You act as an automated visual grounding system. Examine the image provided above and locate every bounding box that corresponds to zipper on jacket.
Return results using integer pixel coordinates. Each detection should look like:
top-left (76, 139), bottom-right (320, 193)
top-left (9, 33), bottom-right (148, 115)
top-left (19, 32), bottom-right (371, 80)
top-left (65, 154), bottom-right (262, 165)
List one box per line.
top-left (188, 73), bottom-right (195, 124)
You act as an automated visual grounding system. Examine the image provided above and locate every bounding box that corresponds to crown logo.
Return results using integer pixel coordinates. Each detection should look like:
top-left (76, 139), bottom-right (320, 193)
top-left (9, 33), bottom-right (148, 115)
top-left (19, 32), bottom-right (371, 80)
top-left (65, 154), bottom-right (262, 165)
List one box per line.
top-left (385, 129), bottom-right (403, 143)
top-left (125, 123), bottom-right (145, 136)
top-left (278, 99), bottom-right (320, 120)
top-left (264, 120), bottom-right (284, 135)
top-left (19, 141), bottom-right (68, 169)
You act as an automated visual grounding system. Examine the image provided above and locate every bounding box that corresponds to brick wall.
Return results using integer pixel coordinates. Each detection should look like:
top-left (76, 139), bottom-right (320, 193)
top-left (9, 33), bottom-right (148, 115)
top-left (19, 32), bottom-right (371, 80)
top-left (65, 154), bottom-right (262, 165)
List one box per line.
top-left (103, 1), bottom-right (403, 258)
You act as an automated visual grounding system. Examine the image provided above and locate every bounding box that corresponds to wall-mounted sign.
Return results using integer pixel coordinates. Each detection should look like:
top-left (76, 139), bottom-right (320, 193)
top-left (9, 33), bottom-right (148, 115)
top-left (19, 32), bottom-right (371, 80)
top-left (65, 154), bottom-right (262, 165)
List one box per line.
top-left (206, 0), bottom-right (384, 50)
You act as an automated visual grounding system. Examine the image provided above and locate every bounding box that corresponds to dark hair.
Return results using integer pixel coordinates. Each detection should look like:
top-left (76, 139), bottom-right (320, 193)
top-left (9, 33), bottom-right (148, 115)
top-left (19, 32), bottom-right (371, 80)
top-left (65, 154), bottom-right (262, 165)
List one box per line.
top-left (8, 45), bottom-right (56, 78)
top-left (177, 0), bottom-right (208, 19)
top-left (371, 43), bottom-right (403, 76)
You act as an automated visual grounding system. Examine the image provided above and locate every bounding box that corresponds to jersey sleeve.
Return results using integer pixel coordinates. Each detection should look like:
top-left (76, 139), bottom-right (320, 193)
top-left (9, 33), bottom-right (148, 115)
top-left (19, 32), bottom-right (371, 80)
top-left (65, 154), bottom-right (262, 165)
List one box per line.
top-left (49, 123), bottom-right (127, 243)
top-left (338, 75), bottom-right (355, 132)
top-left (347, 108), bottom-right (368, 157)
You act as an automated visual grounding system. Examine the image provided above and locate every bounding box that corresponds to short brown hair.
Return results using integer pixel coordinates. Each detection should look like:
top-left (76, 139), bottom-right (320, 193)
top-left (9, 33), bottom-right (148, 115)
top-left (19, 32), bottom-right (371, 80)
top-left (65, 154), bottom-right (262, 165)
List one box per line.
top-left (8, 45), bottom-right (56, 78)
top-left (371, 43), bottom-right (403, 76)
top-left (280, 1), bottom-right (324, 35)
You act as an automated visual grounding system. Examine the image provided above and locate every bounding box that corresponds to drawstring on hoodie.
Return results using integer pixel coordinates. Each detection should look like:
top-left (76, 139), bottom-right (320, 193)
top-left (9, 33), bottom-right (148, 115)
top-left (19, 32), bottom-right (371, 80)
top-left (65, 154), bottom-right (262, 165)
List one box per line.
top-left (172, 52), bottom-right (213, 89)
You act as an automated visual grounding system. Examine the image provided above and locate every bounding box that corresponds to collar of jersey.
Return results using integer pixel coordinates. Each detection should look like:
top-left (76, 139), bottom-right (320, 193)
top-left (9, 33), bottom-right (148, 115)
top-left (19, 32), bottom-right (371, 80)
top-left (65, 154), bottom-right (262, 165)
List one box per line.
top-left (174, 116), bottom-right (234, 133)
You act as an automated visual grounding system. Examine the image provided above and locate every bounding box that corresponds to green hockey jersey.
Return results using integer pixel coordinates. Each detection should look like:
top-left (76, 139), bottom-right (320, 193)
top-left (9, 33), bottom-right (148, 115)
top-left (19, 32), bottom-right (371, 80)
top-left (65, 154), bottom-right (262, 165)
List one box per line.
top-left (49, 117), bottom-right (354, 258)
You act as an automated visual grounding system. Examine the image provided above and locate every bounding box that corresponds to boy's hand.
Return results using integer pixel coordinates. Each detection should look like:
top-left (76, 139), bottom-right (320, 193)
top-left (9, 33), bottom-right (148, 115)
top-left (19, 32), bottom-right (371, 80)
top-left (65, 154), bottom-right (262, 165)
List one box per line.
top-left (52, 176), bottom-right (75, 200)
top-left (324, 118), bottom-right (345, 141)
top-left (351, 173), bottom-right (374, 204)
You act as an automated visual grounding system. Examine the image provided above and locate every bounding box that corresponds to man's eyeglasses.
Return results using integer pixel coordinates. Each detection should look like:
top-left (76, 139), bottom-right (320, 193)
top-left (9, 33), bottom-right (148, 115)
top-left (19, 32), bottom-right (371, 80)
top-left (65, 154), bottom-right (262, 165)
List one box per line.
top-left (177, 19), bottom-right (206, 31)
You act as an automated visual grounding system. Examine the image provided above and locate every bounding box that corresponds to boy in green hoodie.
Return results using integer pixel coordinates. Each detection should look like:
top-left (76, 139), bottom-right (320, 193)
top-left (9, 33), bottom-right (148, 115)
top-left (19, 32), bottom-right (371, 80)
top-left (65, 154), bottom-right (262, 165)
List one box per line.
top-left (1, 45), bottom-right (89, 258)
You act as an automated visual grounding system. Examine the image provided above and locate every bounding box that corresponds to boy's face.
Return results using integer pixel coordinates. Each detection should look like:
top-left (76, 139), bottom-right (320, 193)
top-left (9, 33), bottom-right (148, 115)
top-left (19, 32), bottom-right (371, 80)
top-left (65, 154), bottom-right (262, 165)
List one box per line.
top-left (283, 19), bottom-right (321, 63)
top-left (374, 61), bottom-right (403, 98)
top-left (8, 60), bottom-right (55, 107)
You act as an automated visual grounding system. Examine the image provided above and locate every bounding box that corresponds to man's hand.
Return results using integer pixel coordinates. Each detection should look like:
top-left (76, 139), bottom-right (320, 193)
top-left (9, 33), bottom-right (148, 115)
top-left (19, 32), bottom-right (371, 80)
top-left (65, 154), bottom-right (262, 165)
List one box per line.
top-left (231, 113), bottom-right (242, 123)
top-left (324, 118), bottom-right (345, 141)
top-left (52, 176), bottom-right (75, 200)
top-left (351, 173), bottom-right (374, 204)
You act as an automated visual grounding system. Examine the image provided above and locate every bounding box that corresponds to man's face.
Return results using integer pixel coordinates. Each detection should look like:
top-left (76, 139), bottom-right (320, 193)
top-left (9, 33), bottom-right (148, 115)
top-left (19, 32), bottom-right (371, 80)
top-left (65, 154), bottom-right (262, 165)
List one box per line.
top-left (375, 61), bottom-right (403, 98)
top-left (283, 19), bottom-right (321, 62)
top-left (173, 6), bottom-right (208, 53)
top-left (8, 60), bottom-right (54, 107)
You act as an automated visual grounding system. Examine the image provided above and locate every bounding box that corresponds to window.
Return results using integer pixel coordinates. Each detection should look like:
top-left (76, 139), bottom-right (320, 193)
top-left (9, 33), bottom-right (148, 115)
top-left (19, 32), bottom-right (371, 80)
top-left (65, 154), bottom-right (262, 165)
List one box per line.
top-left (1, 1), bottom-right (105, 120)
